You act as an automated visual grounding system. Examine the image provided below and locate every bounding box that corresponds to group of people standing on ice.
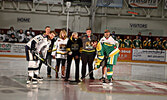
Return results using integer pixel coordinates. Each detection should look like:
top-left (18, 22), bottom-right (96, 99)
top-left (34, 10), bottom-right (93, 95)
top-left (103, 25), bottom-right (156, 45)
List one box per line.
top-left (25, 26), bottom-right (119, 85)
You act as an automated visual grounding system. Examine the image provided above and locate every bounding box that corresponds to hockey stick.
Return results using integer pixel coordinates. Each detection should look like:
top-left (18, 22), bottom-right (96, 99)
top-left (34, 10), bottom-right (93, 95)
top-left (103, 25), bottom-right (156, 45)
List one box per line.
top-left (35, 53), bottom-right (58, 72)
top-left (80, 55), bottom-right (110, 82)
top-left (80, 68), bottom-right (96, 82)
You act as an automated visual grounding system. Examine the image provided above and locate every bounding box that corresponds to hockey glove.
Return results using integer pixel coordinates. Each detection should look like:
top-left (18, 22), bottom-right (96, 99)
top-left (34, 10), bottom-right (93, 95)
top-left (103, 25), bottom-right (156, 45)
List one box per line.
top-left (47, 50), bottom-right (52, 53)
top-left (94, 65), bottom-right (100, 70)
top-left (115, 42), bottom-right (119, 48)
top-left (31, 49), bottom-right (38, 55)
top-left (68, 51), bottom-right (72, 55)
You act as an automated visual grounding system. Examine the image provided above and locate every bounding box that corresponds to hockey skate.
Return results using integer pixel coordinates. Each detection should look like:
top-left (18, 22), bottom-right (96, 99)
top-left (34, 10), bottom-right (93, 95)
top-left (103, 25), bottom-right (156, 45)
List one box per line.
top-left (34, 74), bottom-right (43, 83)
top-left (102, 79), bottom-right (113, 90)
top-left (99, 77), bottom-right (105, 81)
top-left (102, 79), bottom-right (107, 85)
top-left (26, 76), bottom-right (38, 84)
top-left (102, 79), bottom-right (113, 86)
top-left (108, 79), bottom-right (113, 86)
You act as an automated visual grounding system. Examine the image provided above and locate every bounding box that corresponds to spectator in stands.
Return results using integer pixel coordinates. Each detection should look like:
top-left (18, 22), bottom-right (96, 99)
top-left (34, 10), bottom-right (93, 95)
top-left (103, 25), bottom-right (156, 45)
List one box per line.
top-left (111, 31), bottom-right (116, 40)
top-left (153, 37), bottom-right (161, 50)
top-left (122, 36), bottom-right (132, 48)
top-left (133, 36), bottom-right (142, 49)
top-left (0, 30), bottom-right (7, 42)
top-left (24, 31), bottom-right (33, 43)
top-left (8, 33), bottom-right (18, 43)
top-left (143, 37), bottom-right (151, 49)
top-left (162, 38), bottom-right (167, 50)
top-left (116, 36), bottom-right (122, 48)
top-left (148, 32), bottom-right (153, 49)
top-left (17, 29), bottom-right (25, 43)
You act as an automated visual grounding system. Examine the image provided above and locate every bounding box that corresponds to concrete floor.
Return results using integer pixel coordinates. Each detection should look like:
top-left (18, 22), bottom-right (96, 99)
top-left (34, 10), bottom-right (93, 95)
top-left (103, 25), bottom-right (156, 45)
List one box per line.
top-left (0, 57), bottom-right (167, 100)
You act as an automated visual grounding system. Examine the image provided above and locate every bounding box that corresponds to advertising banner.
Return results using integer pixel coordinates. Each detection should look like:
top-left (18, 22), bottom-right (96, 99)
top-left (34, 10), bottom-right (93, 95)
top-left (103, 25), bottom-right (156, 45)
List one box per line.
top-left (0, 43), bottom-right (26, 56)
top-left (33, 0), bottom-right (63, 4)
top-left (12, 43), bottom-right (26, 55)
top-left (97, 0), bottom-right (123, 8)
top-left (132, 49), bottom-right (166, 62)
top-left (0, 43), bottom-right (12, 53)
top-left (118, 48), bottom-right (132, 61)
top-left (4, 0), bottom-right (32, 1)
top-left (129, 0), bottom-right (158, 8)
top-left (165, 0), bottom-right (167, 9)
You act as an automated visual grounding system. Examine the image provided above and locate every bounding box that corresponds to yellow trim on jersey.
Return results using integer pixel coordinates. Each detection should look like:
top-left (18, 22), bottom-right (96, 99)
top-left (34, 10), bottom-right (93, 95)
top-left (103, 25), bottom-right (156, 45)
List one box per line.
top-left (109, 48), bottom-right (120, 57)
top-left (96, 42), bottom-right (102, 51)
top-left (109, 48), bottom-right (120, 64)
top-left (56, 52), bottom-right (67, 55)
top-left (98, 56), bottom-right (104, 60)
top-left (95, 59), bottom-right (102, 66)
top-left (79, 47), bottom-right (83, 53)
top-left (107, 72), bottom-right (113, 75)
top-left (51, 49), bottom-right (57, 52)
top-left (82, 49), bottom-right (95, 52)
top-left (104, 43), bottom-right (113, 46)
top-left (66, 48), bottom-right (71, 51)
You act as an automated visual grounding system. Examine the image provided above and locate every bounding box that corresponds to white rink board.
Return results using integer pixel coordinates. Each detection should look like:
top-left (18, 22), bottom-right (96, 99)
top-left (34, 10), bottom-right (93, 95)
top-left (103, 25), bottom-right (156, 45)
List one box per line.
top-left (166, 50), bottom-right (167, 62)
top-left (132, 49), bottom-right (166, 62)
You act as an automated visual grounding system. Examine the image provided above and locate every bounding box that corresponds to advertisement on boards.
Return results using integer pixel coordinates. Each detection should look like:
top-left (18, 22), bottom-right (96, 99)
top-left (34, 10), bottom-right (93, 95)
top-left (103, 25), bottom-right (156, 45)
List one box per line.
top-left (0, 43), bottom-right (25, 56)
top-left (118, 48), bottom-right (132, 61)
top-left (132, 49), bottom-right (166, 62)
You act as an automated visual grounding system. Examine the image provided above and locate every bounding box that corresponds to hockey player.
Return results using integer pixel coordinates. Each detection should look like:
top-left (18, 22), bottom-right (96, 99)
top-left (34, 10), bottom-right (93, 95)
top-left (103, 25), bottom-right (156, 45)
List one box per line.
top-left (116, 36), bottom-right (122, 48)
top-left (95, 29), bottom-right (120, 85)
top-left (0, 30), bottom-right (7, 42)
top-left (99, 35), bottom-right (121, 81)
top-left (52, 29), bottom-right (68, 78)
top-left (143, 37), bottom-right (151, 49)
top-left (8, 33), bottom-right (18, 43)
top-left (162, 39), bottom-right (167, 50)
top-left (25, 32), bottom-right (55, 84)
top-left (24, 31), bottom-right (33, 43)
top-left (133, 36), bottom-right (142, 49)
top-left (153, 37), bottom-right (161, 49)
top-left (17, 29), bottom-right (25, 43)
top-left (122, 36), bottom-right (132, 48)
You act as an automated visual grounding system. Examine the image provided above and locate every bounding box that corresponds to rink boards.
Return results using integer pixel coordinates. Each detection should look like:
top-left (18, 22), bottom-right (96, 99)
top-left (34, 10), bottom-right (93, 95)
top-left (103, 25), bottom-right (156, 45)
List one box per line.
top-left (0, 42), bottom-right (167, 63)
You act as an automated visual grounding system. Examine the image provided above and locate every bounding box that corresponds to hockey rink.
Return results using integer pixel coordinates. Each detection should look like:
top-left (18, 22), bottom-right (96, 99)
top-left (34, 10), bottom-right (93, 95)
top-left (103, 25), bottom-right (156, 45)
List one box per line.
top-left (0, 57), bottom-right (167, 100)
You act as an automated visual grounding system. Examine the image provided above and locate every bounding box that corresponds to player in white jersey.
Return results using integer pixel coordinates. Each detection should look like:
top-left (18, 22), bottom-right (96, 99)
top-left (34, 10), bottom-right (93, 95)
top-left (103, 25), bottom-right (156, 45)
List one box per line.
top-left (24, 31), bottom-right (33, 43)
top-left (25, 32), bottom-right (55, 84)
top-left (17, 29), bottom-right (25, 43)
top-left (52, 29), bottom-right (68, 78)
top-left (0, 30), bottom-right (7, 42)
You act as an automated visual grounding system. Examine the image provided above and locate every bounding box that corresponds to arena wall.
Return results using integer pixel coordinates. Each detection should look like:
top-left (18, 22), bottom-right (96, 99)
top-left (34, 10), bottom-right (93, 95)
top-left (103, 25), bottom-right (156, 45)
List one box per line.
top-left (0, 11), bottom-right (167, 37)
